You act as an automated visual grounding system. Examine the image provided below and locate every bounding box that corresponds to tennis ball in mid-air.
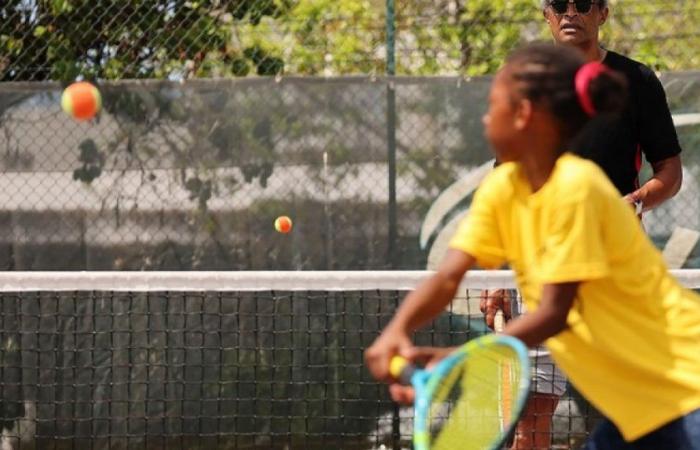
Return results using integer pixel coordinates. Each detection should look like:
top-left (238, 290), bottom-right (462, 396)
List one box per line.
top-left (274, 216), bottom-right (293, 234)
top-left (61, 81), bottom-right (102, 121)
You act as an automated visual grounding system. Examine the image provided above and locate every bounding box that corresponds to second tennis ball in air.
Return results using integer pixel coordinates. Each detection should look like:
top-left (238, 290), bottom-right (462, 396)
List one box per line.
top-left (274, 216), bottom-right (293, 234)
top-left (61, 81), bottom-right (102, 121)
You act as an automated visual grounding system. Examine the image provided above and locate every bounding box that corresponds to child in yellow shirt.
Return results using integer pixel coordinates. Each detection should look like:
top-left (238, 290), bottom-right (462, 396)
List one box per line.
top-left (365, 43), bottom-right (700, 449)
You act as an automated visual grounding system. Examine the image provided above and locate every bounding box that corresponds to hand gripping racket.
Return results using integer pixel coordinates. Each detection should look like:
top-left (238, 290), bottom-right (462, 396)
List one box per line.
top-left (390, 315), bottom-right (529, 450)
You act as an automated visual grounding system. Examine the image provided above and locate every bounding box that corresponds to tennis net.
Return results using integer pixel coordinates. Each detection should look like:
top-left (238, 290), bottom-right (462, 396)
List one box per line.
top-left (0, 270), bottom-right (697, 450)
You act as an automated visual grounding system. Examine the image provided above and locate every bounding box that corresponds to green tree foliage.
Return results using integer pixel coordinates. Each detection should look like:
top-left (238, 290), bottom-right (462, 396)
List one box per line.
top-left (390, 0), bottom-right (541, 75)
top-left (0, 0), bottom-right (287, 81)
top-left (2, 0), bottom-right (699, 79)
top-left (604, 0), bottom-right (700, 71)
top-left (273, 0), bottom-right (385, 75)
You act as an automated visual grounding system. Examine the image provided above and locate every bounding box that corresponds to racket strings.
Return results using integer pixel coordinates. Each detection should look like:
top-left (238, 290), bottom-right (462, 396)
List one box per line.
top-left (427, 344), bottom-right (526, 450)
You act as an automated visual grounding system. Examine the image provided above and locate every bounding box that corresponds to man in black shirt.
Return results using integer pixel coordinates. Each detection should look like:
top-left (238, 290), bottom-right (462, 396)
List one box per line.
top-left (492, 1), bottom-right (683, 448)
top-left (544, 0), bottom-right (682, 208)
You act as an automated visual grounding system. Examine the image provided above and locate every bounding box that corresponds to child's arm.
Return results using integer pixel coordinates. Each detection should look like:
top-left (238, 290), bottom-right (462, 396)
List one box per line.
top-left (503, 282), bottom-right (579, 347)
top-left (364, 249), bottom-right (476, 382)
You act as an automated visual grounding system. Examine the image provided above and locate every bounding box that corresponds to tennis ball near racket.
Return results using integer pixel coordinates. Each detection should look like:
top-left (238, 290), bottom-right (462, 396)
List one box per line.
top-left (274, 216), bottom-right (293, 234)
top-left (61, 81), bottom-right (102, 121)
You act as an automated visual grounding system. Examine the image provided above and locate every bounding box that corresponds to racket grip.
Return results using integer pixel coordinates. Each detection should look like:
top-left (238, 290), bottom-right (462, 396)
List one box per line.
top-left (494, 309), bottom-right (506, 333)
top-left (389, 355), bottom-right (416, 385)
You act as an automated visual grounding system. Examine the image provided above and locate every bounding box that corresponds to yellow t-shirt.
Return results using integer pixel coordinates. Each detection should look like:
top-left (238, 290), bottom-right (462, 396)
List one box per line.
top-left (449, 153), bottom-right (700, 441)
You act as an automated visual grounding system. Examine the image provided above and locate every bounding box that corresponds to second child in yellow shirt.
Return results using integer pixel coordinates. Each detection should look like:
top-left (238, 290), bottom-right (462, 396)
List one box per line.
top-left (365, 43), bottom-right (700, 449)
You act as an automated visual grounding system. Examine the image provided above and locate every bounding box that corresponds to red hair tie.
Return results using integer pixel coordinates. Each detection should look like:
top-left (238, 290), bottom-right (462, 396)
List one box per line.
top-left (575, 61), bottom-right (609, 116)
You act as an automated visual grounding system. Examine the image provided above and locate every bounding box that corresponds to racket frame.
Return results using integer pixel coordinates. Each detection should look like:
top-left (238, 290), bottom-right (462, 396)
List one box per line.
top-left (400, 332), bottom-right (530, 450)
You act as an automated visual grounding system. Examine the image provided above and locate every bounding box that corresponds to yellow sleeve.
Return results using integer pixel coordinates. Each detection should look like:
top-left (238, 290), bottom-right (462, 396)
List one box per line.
top-left (538, 194), bottom-right (609, 283)
top-left (448, 183), bottom-right (506, 269)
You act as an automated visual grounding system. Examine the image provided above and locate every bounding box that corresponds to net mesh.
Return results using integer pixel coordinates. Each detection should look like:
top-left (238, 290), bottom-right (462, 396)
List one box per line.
top-left (0, 270), bottom-right (697, 450)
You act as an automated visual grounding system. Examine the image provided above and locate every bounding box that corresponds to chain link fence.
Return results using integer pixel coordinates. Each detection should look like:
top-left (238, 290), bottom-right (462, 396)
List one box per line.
top-left (1, 74), bottom-right (699, 270)
top-left (1, 0), bottom-right (700, 270)
top-left (0, 4), bottom-right (699, 450)
top-left (2, 0), bottom-right (700, 81)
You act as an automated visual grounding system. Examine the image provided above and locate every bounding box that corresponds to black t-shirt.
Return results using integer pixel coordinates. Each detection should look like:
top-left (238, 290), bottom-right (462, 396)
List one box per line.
top-left (572, 50), bottom-right (682, 195)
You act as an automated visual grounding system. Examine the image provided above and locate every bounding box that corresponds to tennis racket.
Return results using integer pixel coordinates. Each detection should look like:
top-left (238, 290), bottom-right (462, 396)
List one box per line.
top-left (390, 318), bottom-right (529, 450)
top-left (494, 308), bottom-right (506, 332)
top-left (494, 308), bottom-right (515, 447)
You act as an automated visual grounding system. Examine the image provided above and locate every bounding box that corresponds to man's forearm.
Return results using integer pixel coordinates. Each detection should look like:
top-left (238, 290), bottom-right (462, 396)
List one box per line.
top-left (628, 155), bottom-right (682, 212)
top-left (638, 176), bottom-right (681, 210)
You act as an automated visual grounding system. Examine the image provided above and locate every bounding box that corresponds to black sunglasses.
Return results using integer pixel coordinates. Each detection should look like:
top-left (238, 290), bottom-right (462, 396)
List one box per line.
top-left (548, 0), bottom-right (598, 15)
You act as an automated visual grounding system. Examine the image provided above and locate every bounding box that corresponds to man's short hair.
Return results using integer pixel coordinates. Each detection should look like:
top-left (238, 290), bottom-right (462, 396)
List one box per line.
top-left (541, 0), bottom-right (608, 10)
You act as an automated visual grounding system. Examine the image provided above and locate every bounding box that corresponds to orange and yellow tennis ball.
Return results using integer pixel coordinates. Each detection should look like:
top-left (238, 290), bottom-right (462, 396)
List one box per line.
top-left (61, 81), bottom-right (102, 121)
top-left (274, 216), bottom-right (293, 234)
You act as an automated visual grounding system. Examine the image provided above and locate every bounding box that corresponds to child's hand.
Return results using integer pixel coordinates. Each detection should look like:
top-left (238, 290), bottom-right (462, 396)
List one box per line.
top-left (364, 326), bottom-right (413, 383)
top-left (389, 383), bottom-right (416, 404)
top-left (386, 346), bottom-right (458, 405)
